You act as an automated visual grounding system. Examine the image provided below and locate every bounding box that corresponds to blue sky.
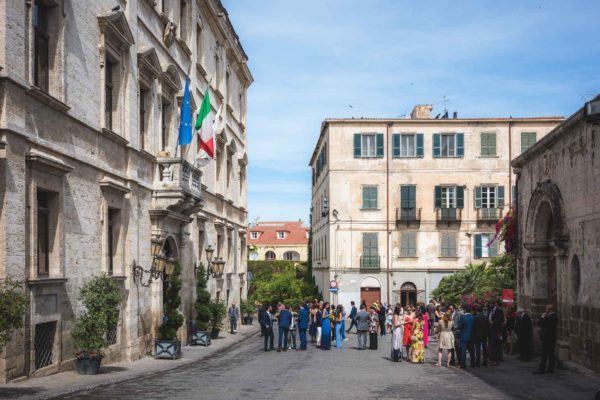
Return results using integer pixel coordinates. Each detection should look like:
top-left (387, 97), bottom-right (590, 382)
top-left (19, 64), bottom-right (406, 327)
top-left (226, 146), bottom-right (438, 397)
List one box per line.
top-left (222, 0), bottom-right (600, 225)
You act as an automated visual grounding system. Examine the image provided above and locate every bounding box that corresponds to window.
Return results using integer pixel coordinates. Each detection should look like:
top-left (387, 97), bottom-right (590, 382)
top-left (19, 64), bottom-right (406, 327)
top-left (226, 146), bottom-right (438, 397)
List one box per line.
top-left (433, 133), bottom-right (464, 158)
top-left (161, 99), bottom-right (171, 151)
top-left (250, 232), bottom-right (259, 240)
top-left (277, 231), bottom-right (286, 239)
top-left (217, 234), bottom-right (223, 257)
top-left (33, 0), bottom-right (50, 92)
top-left (361, 233), bottom-right (378, 268)
top-left (435, 186), bottom-right (464, 209)
top-left (105, 59), bottom-right (116, 130)
top-left (362, 185), bottom-right (378, 209)
top-left (440, 233), bottom-right (457, 257)
top-left (354, 133), bottom-right (384, 158)
top-left (283, 251), bottom-right (300, 261)
top-left (393, 134), bottom-right (424, 157)
top-left (196, 24), bottom-right (203, 66)
top-left (179, 0), bottom-right (188, 42)
top-left (37, 190), bottom-right (50, 276)
top-left (512, 184), bottom-right (517, 205)
top-left (400, 232), bottom-right (417, 257)
top-left (474, 186), bottom-right (505, 209)
top-left (441, 187), bottom-right (455, 208)
top-left (107, 209), bottom-right (116, 275)
top-left (226, 152), bottom-right (233, 188)
top-left (139, 88), bottom-right (150, 150)
top-left (475, 234), bottom-right (498, 258)
top-left (400, 185), bottom-right (416, 219)
top-left (480, 133), bottom-right (497, 157)
top-left (521, 132), bottom-right (537, 153)
top-left (265, 251), bottom-right (276, 260)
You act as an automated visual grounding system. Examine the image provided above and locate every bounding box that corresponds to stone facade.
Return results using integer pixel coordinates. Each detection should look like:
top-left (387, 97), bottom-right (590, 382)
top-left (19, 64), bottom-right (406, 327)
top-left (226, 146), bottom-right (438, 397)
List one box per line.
top-left (310, 108), bottom-right (562, 308)
top-left (513, 98), bottom-right (600, 371)
top-left (247, 221), bottom-right (309, 262)
top-left (0, 0), bottom-right (252, 382)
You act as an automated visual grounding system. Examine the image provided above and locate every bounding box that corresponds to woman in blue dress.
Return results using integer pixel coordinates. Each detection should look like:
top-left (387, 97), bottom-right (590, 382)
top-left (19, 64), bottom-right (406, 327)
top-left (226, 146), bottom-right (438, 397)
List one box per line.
top-left (321, 302), bottom-right (332, 350)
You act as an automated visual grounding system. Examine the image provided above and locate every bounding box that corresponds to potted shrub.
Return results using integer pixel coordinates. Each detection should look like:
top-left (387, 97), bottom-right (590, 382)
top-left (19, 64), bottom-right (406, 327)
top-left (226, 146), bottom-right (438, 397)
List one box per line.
top-left (191, 263), bottom-right (211, 346)
top-left (72, 274), bottom-right (121, 375)
top-left (209, 301), bottom-right (227, 339)
top-left (155, 262), bottom-right (184, 359)
top-left (0, 278), bottom-right (28, 352)
top-left (240, 299), bottom-right (255, 325)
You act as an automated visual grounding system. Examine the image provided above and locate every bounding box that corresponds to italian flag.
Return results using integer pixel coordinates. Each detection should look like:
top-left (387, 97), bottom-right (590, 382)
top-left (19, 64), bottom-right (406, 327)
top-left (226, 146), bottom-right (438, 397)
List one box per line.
top-left (195, 89), bottom-right (215, 165)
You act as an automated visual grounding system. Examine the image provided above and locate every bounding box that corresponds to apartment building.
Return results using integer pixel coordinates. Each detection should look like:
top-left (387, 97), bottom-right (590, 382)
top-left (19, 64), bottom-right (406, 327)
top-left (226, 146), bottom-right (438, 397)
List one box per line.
top-left (247, 221), bottom-right (309, 262)
top-left (309, 106), bottom-right (562, 307)
top-left (0, 0), bottom-right (252, 382)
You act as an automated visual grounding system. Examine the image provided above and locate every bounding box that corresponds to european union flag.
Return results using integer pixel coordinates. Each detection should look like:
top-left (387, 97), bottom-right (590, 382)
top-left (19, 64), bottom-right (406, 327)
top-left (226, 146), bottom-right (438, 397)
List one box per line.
top-left (178, 78), bottom-right (192, 145)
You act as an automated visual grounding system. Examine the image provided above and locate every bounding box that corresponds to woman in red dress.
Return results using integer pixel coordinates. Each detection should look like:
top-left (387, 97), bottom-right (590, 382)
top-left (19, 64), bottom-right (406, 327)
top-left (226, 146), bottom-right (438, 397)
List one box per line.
top-left (403, 306), bottom-right (415, 360)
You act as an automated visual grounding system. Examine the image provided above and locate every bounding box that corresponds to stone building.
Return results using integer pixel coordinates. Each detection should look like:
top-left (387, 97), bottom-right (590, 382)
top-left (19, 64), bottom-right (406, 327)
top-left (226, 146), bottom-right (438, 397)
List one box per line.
top-left (0, 0), bottom-right (252, 382)
top-left (247, 221), bottom-right (309, 262)
top-left (513, 97), bottom-right (600, 371)
top-left (309, 106), bottom-right (562, 307)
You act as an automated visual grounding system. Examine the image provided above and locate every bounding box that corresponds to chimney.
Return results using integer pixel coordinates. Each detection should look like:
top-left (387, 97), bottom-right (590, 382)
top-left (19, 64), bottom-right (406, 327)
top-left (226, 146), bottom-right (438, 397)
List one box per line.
top-left (410, 104), bottom-right (433, 119)
top-left (453, 111), bottom-right (458, 119)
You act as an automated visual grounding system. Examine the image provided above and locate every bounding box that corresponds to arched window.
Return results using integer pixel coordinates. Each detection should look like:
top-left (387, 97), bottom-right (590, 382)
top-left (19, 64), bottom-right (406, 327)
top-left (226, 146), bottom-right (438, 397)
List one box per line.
top-left (265, 251), bottom-right (276, 260)
top-left (283, 251), bottom-right (300, 261)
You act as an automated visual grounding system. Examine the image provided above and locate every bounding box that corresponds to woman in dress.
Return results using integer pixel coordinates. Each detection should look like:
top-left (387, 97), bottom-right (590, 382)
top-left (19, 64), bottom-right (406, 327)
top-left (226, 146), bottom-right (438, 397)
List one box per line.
top-left (436, 311), bottom-right (454, 367)
top-left (335, 305), bottom-right (344, 348)
top-left (410, 310), bottom-right (425, 363)
top-left (386, 306), bottom-right (393, 335)
top-left (403, 307), bottom-right (415, 360)
top-left (369, 306), bottom-right (379, 350)
top-left (315, 304), bottom-right (323, 348)
top-left (391, 305), bottom-right (404, 362)
top-left (309, 304), bottom-right (317, 343)
top-left (321, 302), bottom-right (331, 350)
top-left (423, 307), bottom-right (429, 348)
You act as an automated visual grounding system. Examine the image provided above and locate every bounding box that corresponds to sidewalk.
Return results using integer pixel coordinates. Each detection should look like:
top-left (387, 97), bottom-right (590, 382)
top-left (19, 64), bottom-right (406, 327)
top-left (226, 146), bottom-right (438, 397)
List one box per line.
top-left (0, 324), bottom-right (260, 400)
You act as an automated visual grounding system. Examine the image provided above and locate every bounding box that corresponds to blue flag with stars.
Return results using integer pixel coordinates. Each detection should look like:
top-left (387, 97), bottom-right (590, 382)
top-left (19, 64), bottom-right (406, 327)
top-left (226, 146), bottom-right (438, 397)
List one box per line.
top-left (178, 78), bottom-right (192, 145)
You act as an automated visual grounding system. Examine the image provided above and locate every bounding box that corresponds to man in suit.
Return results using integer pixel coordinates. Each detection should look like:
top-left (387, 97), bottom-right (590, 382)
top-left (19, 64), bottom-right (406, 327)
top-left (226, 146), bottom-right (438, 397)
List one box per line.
top-left (516, 307), bottom-right (533, 361)
top-left (277, 305), bottom-right (292, 352)
top-left (257, 303), bottom-right (265, 337)
top-left (347, 301), bottom-right (358, 333)
top-left (449, 304), bottom-right (463, 366)
top-left (536, 304), bottom-right (559, 373)
top-left (459, 305), bottom-right (475, 369)
top-left (298, 302), bottom-right (309, 351)
top-left (473, 305), bottom-right (489, 367)
top-left (355, 304), bottom-right (371, 350)
top-left (489, 300), bottom-right (505, 366)
top-left (262, 305), bottom-right (274, 351)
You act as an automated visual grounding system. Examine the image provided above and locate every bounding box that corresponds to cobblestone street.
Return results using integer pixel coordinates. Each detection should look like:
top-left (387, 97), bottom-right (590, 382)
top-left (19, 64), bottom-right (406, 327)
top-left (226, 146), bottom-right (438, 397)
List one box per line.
top-left (49, 331), bottom-right (598, 400)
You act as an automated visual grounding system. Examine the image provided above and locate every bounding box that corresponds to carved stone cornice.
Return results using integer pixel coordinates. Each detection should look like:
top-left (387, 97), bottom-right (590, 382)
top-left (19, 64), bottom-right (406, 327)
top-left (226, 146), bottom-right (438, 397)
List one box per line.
top-left (98, 10), bottom-right (135, 52)
top-left (137, 47), bottom-right (162, 82)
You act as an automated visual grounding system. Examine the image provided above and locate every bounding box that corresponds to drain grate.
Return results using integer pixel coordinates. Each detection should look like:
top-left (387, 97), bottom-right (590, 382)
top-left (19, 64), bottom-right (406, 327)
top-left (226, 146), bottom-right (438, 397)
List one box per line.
top-left (35, 321), bottom-right (56, 370)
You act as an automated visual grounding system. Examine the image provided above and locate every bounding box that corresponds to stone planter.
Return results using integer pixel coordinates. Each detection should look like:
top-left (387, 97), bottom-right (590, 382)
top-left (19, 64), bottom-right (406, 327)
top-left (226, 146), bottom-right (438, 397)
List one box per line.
top-left (243, 316), bottom-right (253, 325)
top-left (74, 355), bottom-right (102, 375)
top-left (210, 327), bottom-right (220, 339)
top-left (189, 321), bottom-right (211, 346)
top-left (154, 339), bottom-right (182, 359)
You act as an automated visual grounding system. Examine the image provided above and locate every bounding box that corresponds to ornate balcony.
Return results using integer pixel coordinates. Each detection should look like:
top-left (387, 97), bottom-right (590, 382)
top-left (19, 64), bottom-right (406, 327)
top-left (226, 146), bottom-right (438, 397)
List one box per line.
top-left (477, 207), bottom-right (503, 222)
top-left (436, 208), bottom-right (462, 223)
top-left (153, 157), bottom-right (203, 216)
top-left (360, 255), bottom-right (380, 270)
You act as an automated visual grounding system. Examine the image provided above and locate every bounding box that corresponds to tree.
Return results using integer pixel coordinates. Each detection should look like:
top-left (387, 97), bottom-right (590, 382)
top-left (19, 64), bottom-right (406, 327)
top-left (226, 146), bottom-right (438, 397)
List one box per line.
top-left (248, 261), bottom-right (320, 307)
top-left (194, 263), bottom-right (212, 331)
top-left (159, 263), bottom-right (184, 341)
top-left (0, 278), bottom-right (28, 351)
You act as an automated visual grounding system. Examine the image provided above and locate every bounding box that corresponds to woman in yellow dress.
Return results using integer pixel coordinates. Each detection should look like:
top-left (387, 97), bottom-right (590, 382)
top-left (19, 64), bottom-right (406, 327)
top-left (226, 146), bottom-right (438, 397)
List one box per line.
top-left (410, 310), bottom-right (425, 363)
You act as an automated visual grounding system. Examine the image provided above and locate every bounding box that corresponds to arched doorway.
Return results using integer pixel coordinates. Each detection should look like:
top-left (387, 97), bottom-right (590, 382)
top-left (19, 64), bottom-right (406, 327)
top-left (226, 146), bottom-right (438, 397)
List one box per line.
top-left (283, 251), bottom-right (300, 261)
top-left (360, 276), bottom-right (381, 308)
top-left (265, 251), bottom-right (276, 260)
top-left (399, 282), bottom-right (417, 307)
top-left (161, 236), bottom-right (179, 303)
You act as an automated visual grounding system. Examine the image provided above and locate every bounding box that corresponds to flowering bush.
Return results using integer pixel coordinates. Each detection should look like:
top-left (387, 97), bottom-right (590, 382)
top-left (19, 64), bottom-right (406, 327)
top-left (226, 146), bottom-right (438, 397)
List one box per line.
top-left (491, 207), bottom-right (517, 254)
top-left (461, 292), bottom-right (498, 309)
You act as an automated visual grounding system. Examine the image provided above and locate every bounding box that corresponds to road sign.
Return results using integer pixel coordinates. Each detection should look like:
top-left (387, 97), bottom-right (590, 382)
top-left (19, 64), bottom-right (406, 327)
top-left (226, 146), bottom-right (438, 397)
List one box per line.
top-left (328, 288), bottom-right (338, 293)
top-left (329, 280), bottom-right (338, 289)
top-left (502, 289), bottom-right (514, 304)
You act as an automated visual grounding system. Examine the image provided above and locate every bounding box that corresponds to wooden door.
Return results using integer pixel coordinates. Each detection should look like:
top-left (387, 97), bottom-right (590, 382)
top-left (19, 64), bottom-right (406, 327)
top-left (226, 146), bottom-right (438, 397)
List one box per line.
top-left (361, 287), bottom-right (381, 308)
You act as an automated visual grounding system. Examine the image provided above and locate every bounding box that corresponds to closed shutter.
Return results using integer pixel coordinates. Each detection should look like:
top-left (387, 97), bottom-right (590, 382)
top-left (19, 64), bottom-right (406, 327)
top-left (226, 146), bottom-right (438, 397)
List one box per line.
top-left (474, 234), bottom-right (482, 258)
top-left (434, 186), bottom-right (442, 208)
top-left (448, 235), bottom-right (457, 257)
top-left (433, 133), bottom-right (441, 157)
top-left (392, 134), bottom-right (400, 157)
top-left (408, 233), bottom-right (416, 256)
top-left (496, 186), bottom-right (505, 207)
top-left (401, 233), bottom-right (409, 256)
top-left (474, 186), bottom-right (482, 209)
top-left (489, 237), bottom-right (498, 257)
top-left (456, 186), bottom-right (464, 208)
top-left (416, 133), bottom-right (424, 157)
top-left (354, 134), bottom-right (361, 158)
top-left (408, 185), bottom-right (416, 208)
top-left (376, 133), bottom-right (384, 157)
top-left (401, 186), bottom-right (410, 208)
top-left (441, 234), bottom-right (449, 257)
top-left (489, 133), bottom-right (496, 156)
top-left (456, 133), bottom-right (464, 157)
top-left (363, 233), bottom-right (378, 256)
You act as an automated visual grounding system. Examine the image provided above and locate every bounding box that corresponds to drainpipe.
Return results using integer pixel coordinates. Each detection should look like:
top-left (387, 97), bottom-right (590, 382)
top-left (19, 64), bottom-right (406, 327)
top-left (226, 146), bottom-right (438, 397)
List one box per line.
top-left (386, 122), bottom-right (392, 305)
top-left (508, 119), bottom-right (513, 206)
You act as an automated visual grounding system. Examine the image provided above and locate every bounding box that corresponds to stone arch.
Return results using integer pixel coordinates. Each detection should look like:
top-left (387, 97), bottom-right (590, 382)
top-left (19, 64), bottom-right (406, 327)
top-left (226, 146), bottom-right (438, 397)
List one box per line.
top-left (524, 180), bottom-right (568, 245)
top-left (360, 276), bottom-right (380, 288)
top-left (283, 251), bottom-right (300, 261)
top-left (162, 235), bottom-right (180, 260)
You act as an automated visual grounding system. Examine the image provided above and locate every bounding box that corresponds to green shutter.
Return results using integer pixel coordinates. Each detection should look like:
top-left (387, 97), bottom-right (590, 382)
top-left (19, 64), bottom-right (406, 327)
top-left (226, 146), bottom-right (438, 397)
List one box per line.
top-left (489, 133), bottom-right (496, 156)
top-left (354, 134), bottom-right (361, 158)
top-left (474, 234), bottom-right (482, 258)
top-left (435, 186), bottom-right (442, 208)
top-left (490, 238), bottom-right (498, 257)
top-left (496, 186), bottom-right (505, 207)
top-left (480, 133), bottom-right (487, 156)
top-left (456, 133), bottom-right (464, 157)
top-left (474, 186), bottom-right (482, 209)
top-left (362, 186), bottom-right (368, 208)
top-left (512, 184), bottom-right (517, 205)
top-left (441, 234), bottom-right (449, 257)
top-left (408, 233), bottom-right (416, 256)
top-left (433, 134), bottom-right (441, 157)
top-left (372, 186), bottom-right (378, 208)
top-left (416, 134), bottom-right (424, 157)
top-left (401, 186), bottom-right (409, 208)
top-left (408, 185), bottom-right (416, 208)
top-left (393, 134), bottom-right (400, 157)
top-left (456, 186), bottom-right (464, 208)
top-left (401, 233), bottom-right (409, 256)
top-left (376, 133), bottom-right (384, 157)
top-left (449, 235), bottom-right (457, 257)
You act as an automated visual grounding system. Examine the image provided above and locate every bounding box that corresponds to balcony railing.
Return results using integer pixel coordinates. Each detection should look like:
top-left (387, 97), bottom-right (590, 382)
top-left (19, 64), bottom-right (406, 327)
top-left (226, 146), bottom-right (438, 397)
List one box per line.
top-left (360, 255), bottom-right (380, 270)
top-left (436, 207), bottom-right (462, 222)
top-left (153, 157), bottom-right (202, 215)
top-left (396, 207), bottom-right (422, 222)
top-left (477, 207), bottom-right (503, 221)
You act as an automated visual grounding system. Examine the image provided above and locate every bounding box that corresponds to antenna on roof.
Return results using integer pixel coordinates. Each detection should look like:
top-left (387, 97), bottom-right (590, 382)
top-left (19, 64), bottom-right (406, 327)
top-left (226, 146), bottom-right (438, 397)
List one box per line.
top-left (442, 95), bottom-right (449, 115)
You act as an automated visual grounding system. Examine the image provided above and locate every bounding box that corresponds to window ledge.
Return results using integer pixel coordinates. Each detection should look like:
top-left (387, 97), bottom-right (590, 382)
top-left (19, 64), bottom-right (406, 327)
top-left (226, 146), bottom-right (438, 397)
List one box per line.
top-left (360, 208), bottom-right (381, 211)
top-left (478, 156), bottom-right (499, 159)
top-left (214, 87), bottom-right (224, 101)
top-left (438, 257), bottom-right (459, 260)
top-left (176, 38), bottom-right (192, 56)
top-left (100, 128), bottom-right (129, 146)
top-left (392, 156), bottom-right (423, 159)
top-left (110, 275), bottom-right (127, 281)
top-left (356, 156), bottom-right (384, 159)
top-left (398, 256), bottom-right (418, 259)
top-left (433, 156), bottom-right (463, 159)
top-left (196, 62), bottom-right (208, 79)
top-left (27, 278), bottom-right (68, 286)
top-left (26, 86), bottom-right (70, 113)
top-left (226, 103), bottom-right (234, 114)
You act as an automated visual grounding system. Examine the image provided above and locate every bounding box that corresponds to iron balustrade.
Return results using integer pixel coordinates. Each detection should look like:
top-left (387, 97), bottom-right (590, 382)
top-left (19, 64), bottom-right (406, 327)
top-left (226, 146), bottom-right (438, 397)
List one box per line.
top-left (436, 207), bottom-right (462, 222)
top-left (477, 207), bottom-right (503, 221)
top-left (360, 255), bottom-right (380, 270)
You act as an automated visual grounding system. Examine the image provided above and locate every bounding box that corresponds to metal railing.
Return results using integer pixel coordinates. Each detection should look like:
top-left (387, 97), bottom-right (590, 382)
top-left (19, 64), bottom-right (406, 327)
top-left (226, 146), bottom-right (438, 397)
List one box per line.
top-left (360, 255), bottom-right (380, 270)
top-left (396, 207), bottom-right (422, 222)
top-left (477, 207), bottom-right (503, 221)
top-left (436, 207), bottom-right (462, 222)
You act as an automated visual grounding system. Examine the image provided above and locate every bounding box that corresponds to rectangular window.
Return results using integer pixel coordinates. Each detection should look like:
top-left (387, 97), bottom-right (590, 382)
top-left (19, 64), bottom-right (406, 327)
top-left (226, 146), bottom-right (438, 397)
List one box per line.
top-left (33, 0), bottom-right (50, 92)
top-left (217, 234), bottom-right (223, 257)
top-left (480, 132), bottom-right (497, 157)
top-left (481, 186), bottom-right (496, 208)
top-left (250, 232), bottom-right (258, 240)
top-left (196, 24), bottom-right (203, 64)
top-left (441, 134), bottom-right (455, 157)
top-left (179, 0), bottom-right (187, 42)
top-left (161, 99), bottom-right (171, 151)
top-left (34, 321), bottom-right (56, 370)
top-left (400, 185), bottom-right (416, 219)
top-left (512, 184), bottom-right (517, 205)
top-left (433, 133), bottom-right (464, 157)
top-left (277, 231), bottom-right (285, 239)
top-left (139, 88), bottom-right (150, 150)
top-left (401, 232), bottom-right (417, 257)
top-left (521, 132), bottom-right (537, 153)
top-left (362, 185), bottom-right (378, 209)
top-left (37, 190), bottom-right (50, 276)
top-left (475, 233), bottom-right (498, 258)
top-left (441, 187), bottom-right (456, 208)
top-left (361, 134), bottom-right (376, 157)
top-left (354, 133), bottom-right (383, 158)
top-left (362, 233), bottom-right (378, 268)
top-left (440, 233), bottom-right (457, 257)
top-left (107, 208), bottom-right (117, 275)
top-left (105, 60), bottom-right (115, 130)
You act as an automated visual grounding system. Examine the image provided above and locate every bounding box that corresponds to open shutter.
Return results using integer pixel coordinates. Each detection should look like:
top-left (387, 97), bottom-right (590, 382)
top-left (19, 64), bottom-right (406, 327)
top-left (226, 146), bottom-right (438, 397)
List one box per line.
top-left (496, 186), bottom-right (505, 207)
top-left (480, 133), bottom-right (488, 156)
top-left (474, 186), bottom-right (482, 208)
top-left (392, 134), bottom-right (400, 157)
top-left (434, 186), bottom-right (442, 208)
top-left (408, 185), bottom-right (416, 208)
top-left (456, 133), bottom-right (464, 157)
top-left (433, 133), bottom-right (441, 157)
top-left (416, 134), bottom-right (424, 157)
top-left (362, 187), bottom-right (368, 209)
top-left (490, 238), bottom-right (498, 257)
top-left (512, 184), bottom-right (517, 205)
top-left (456, 186), bottom-right (464, 208)
top-left (376, 133), bottom-right (384, 157)
top-left (474, 234), bottom-right (482, 258)
top-left (354, 134), bottom-right (361, 158)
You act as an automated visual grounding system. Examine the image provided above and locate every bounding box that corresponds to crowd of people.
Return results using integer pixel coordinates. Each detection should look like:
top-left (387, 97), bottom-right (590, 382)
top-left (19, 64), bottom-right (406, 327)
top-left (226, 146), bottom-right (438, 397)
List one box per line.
top-left (256, 298), bottom-right (559, 374)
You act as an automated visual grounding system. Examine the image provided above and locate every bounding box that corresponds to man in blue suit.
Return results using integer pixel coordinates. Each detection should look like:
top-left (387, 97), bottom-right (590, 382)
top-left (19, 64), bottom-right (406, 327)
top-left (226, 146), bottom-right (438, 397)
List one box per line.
top-left (277, 306), bottom-right (292, 352)
top-left (261, 305), bottom-right (274, 351)
top-left (298, 303), bottom-right (310, 351)
top-left (347, 301), bottom-right (358, 333)
top-left (459, 305), bottom-right (475, 369)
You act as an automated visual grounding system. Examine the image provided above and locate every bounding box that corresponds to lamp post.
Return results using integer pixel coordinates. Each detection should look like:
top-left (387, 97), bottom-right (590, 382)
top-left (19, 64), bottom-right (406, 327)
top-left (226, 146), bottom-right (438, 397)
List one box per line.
top-left (133, 239), bottom-right (177, 287)
top-left (194, 245), bottom-right (226, 279)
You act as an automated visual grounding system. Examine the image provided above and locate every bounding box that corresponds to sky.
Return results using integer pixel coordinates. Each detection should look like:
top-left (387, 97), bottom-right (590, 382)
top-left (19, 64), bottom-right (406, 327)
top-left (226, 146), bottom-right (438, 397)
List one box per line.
top-left (221, 0), bottom-right (600, 225)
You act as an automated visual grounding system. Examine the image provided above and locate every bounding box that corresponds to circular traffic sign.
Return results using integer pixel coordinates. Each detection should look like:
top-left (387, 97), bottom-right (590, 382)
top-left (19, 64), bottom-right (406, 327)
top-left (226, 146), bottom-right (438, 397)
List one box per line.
top-left (329, 280), bottom-right (338, 289)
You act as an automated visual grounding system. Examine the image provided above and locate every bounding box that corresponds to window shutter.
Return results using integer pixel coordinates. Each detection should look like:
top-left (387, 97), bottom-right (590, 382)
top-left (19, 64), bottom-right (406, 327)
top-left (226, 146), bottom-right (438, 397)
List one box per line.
top-left (362, 187), bottom-right (368, 209)
top-left (449, 235), bottom-right (457, 257)
top-left (401, 186), bottom-right (409, 208)
top-left (489, 133), bottom-right (496, 156)
top-left (409, 185), bottom-right (416, 208)
top-left (512, 184), bottom-right (517, 205)
top-left (408, 233), bottom-right (416, 256)
top-left (480, 133), bottom-right (488, 156)
top-left (433, 133), bottom-right (441, 157)
top-left (456, 186), bottom-right (464, 208)
top-left (434, 186), bottom-right (442, 208)
top-left (490, 238), bottom-right (498, 257)
top-left (401, 233), bottom-right (409, 256)
top-left (441, 234), bottom-right (449, 257)
top-left (474, 186), bottom-right (482, 209)
top-left (456, 133), bottom-right (464, 157)
top-left (354, 134), bottom-right (361, 158)
top-left (474, 234), bottom-right (482, 258)
top-left (496, 186), bottom-right (505, 207)
top-left (416, 134), bottom-right (424, 157)
top-left (393, 134), bottom-right (400, 157)
top-left (372, 186), bottom-right (378, 208)
top-left (376, 133), bottom-right (384, 157)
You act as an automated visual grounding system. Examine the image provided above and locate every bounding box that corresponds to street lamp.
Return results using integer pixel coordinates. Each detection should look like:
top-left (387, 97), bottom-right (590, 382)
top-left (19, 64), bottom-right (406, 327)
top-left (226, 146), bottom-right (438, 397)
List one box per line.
top-left (194, 245), bottom-right (225, 279)
top-left (133, 239), bottom-right (177, 287)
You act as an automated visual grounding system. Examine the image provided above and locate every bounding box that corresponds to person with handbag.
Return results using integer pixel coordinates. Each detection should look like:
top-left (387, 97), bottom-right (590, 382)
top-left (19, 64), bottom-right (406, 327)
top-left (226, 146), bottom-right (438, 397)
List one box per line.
top-left (391, 305), bottom-right (404, 362)
top-left (369, 306), bottom-right (379, 350)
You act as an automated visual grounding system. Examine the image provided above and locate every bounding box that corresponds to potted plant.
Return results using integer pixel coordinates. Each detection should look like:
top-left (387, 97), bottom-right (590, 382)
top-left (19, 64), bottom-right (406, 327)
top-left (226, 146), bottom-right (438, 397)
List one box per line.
top-left (72, 274), bottom-right (121, 375)
top-left (191, 263), bottom-right (211, 346)
top-left (209, 300), bottom-right (227, 339)
top-left (155, 262), bottom-right (184, 359)
top-left (240, 299), bottom-right (255, 325)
